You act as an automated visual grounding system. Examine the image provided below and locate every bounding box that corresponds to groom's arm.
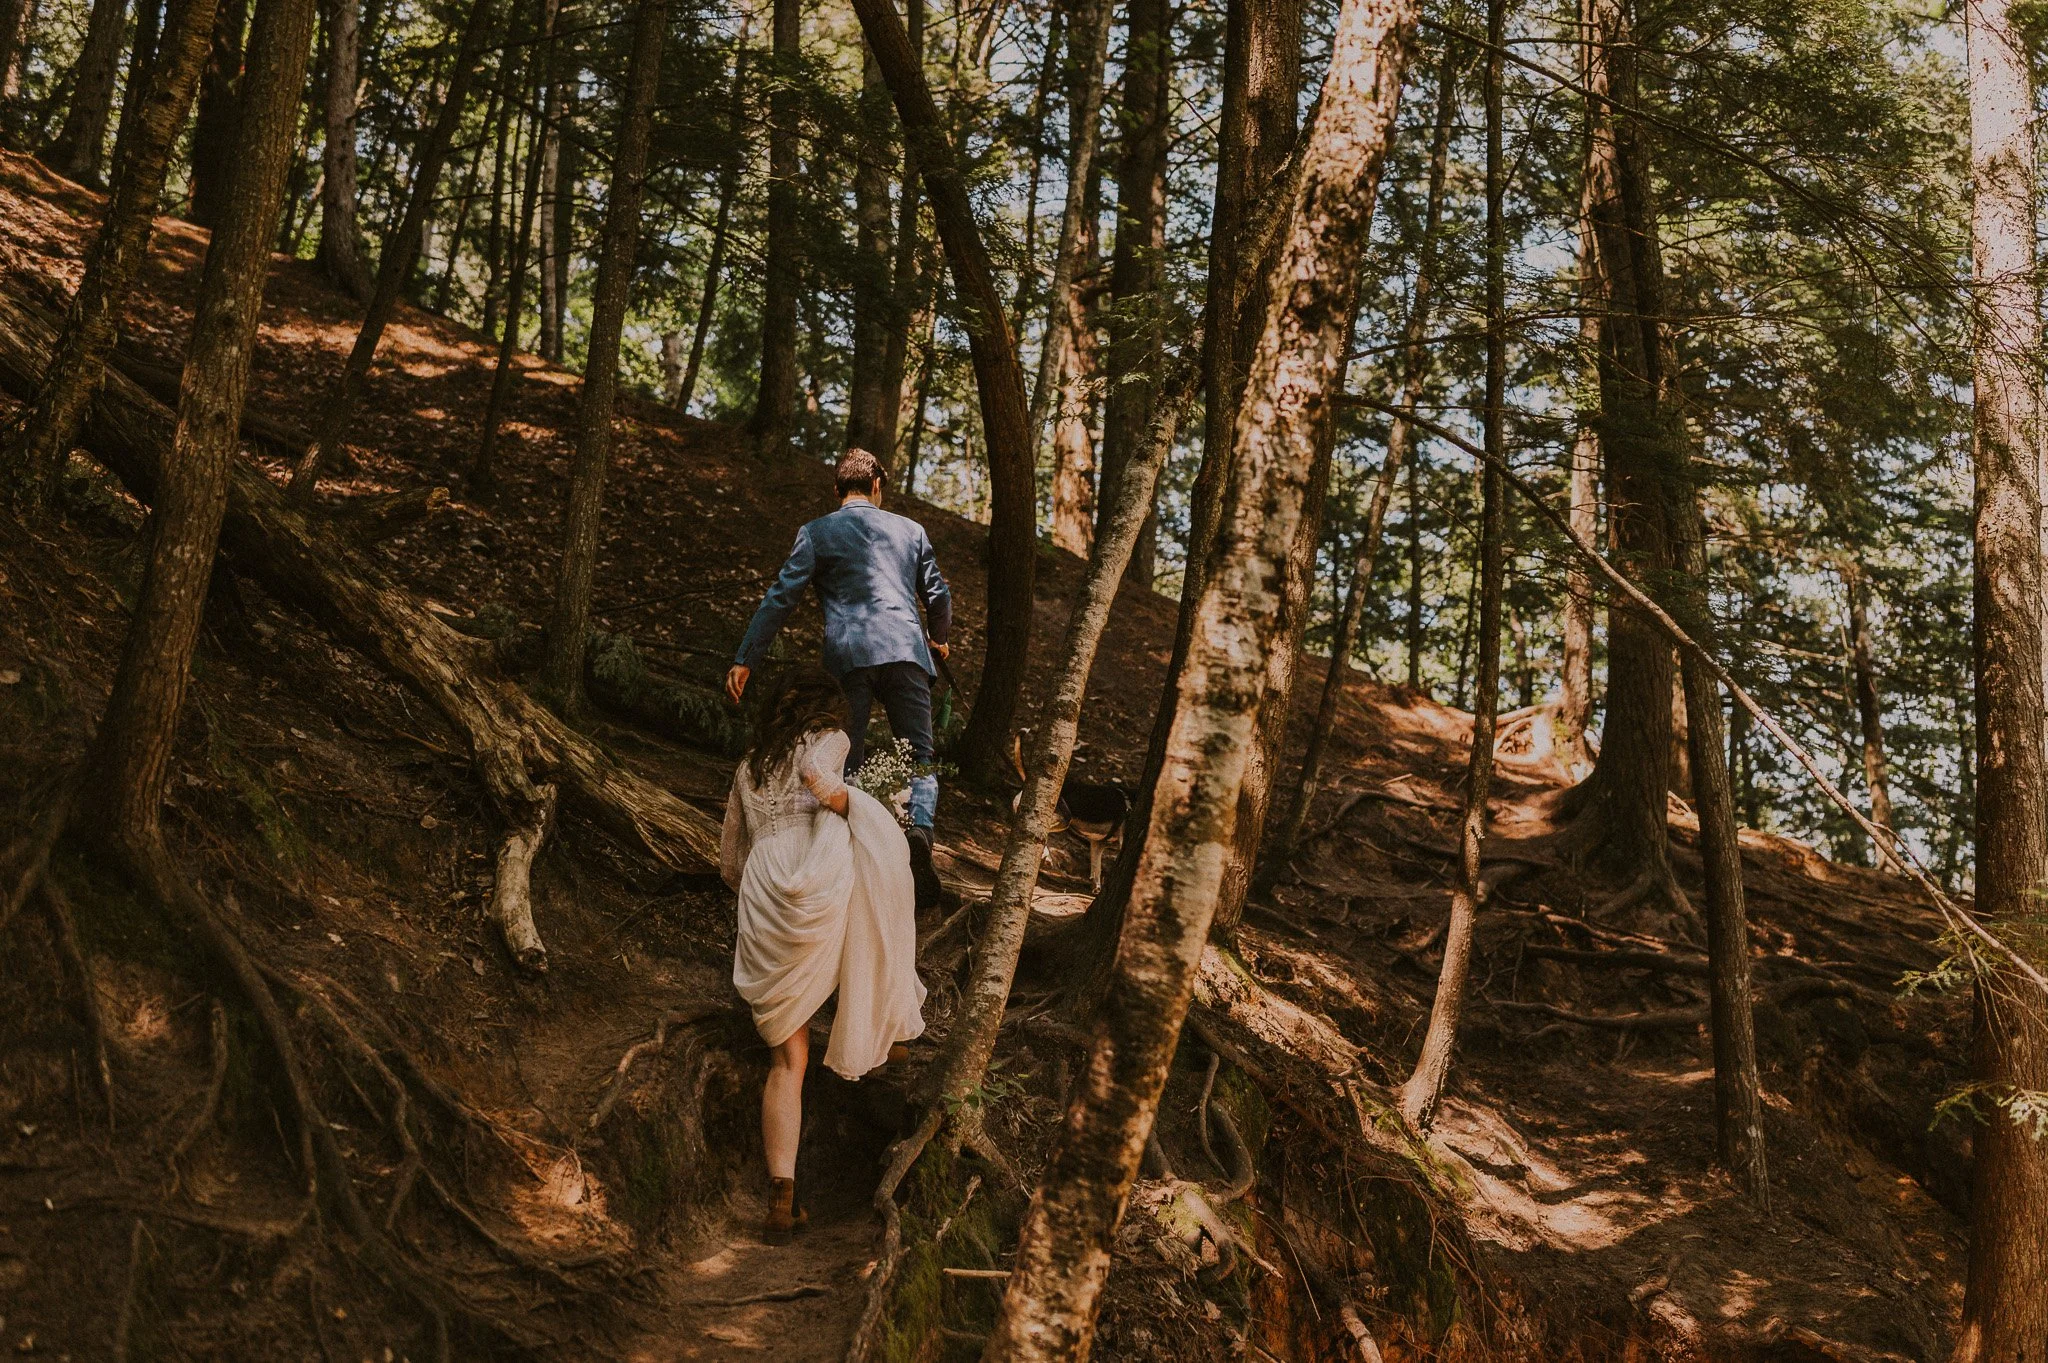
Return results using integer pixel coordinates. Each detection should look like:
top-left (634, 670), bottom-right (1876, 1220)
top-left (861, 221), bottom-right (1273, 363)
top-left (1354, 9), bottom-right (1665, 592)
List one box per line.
top-left (915, 530), bottom-right (952, 650)
top-left (734, 527), bottom-right (817, 671)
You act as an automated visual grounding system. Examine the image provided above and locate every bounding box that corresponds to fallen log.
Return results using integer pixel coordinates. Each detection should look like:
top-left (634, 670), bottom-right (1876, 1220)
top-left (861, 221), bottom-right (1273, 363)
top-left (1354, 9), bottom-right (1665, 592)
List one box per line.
top-left (0, 291), bottom-right (722, 969)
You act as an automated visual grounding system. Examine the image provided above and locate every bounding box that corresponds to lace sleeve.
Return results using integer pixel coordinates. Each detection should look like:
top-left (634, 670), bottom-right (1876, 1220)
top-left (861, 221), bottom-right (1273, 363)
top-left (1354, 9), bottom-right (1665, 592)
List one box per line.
top-left (719, 778), bottom-right (750, 890)
top-left (800, 730), bottom-right (851, 804)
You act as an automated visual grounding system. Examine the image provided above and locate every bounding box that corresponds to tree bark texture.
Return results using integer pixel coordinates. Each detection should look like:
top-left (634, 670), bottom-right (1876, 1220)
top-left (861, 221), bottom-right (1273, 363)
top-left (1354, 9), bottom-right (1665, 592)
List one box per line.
top-left (873, 0), bottom-right (922, 457)
top-left (471, 0), bottom-right (561, 498)
top-left (748, 0), bottom-right (800, 456)
top-left (186, 0), bottom-right (248, 228)
top-left (0, 290), bottom-right (726, 917)
top-left (981, 1), bottom-right (1417, 1352)
top-left (5, 0), bottom-right (219, 509)
top-left (315, 0), bottom-right (372, 299)
top-left (46, 0), bottom-right (128, 184)
top-left (78, 0), bottom-right (315, 848)
top-left (846, 45), bottom-right (895, 453)
top-left (536, 50), bottom-right (569, 362)
top-left (1086, 0), bottom-right (1303, 948)
top-left (1559, 177), bottom-right (1601, 767)
top-left (1048, 286), bottom-right (1099, 555)
top-left (1023, 0), bottom-right (1112, 479)
top-left (284, 0), bottom-right (499, 501)
top-left (1094, 0), bottom-right (1171, 586)
top-left (853, 0), bottom-right (1037, 786)
top-left (679, 39), bottom-right (743, 414)
top-left (1572, 0), bottom-right (1676, 882)
top-left (1269, 42), bottom-right (1457, 865)
top-left (1956, 0), bottom-right (2048, 1353)
top-left (0, 0), bottom-right (32, 110)
top-left (1843, 559), bottom-right (1895, 839)
top-left (1398, 7), bottom-right (1502, 1133)
top-left (536, 0), bottom-right (664, 715)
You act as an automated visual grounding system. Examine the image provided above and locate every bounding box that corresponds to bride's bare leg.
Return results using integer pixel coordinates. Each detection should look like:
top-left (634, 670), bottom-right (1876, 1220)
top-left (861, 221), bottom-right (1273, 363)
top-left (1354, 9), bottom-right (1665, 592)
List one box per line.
top-left (763, 1025), bottom-right (809, 1179)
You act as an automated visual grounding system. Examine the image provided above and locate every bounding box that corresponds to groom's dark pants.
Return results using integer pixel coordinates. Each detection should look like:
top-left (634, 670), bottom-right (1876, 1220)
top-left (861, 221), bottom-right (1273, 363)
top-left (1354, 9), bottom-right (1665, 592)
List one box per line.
top-left (839, 661), bottom-right (937, 828)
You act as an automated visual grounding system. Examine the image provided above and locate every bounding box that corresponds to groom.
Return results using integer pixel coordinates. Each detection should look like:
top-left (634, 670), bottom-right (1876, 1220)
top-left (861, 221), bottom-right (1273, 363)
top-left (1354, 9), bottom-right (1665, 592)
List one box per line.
top-left (726, 448), bottom-right (951, 908)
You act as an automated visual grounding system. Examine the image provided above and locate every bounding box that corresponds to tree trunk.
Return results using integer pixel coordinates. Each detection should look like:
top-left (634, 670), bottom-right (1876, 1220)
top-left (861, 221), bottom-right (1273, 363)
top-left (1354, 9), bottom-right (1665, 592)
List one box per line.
top-left (845, 45), bottom-right (895, 452)
top-left (1093, 0), bottom-right (1170, 587)
top-left (853, 0), bottom-right (1037, 787)
top-left (470, 0), bottom-right (560, 498)
top-left (1570, 0), bottom-right (1676, 884)
top-left (1023, 0), bottom-right (1112, 477)
top-left (0, 0), bottom-right (33, 111)
top-left (46, 0), bottom-right (129, 185)
top-left (1559, 177), bottom-right (1601, 767)
top-left (536, 51), bottom-right (569, 362)
top-left (432, 107), bottom-right (491, 313)
top-left (1048, 230), bottom-right (1098, 555)
top-left (125, 0), bottom-right (162, 105)
top-left (983, 2), bottom-right (1417, 1349)
top-left (1843, 558), bottom-right (1895, 843)
top-left (676, 31), bottom-right (744, 414)
top-left (1406, 437), bottom-right (1424, 688)
top-left (477, 38), bottom-right (518, 333)
top-left (1081, 0), bottom-right (1303, 949)
top-left (1269, 41), bottom-right (1457, 865)
top-left (1399, 1), bottom-right (1502, 1133)
top-left (747, 0), bottom-right (799, 456)
top-left (186, 0), bottom-right (249, 228)
top-left (1008, 8), bottom-right (1064, 342)
top-left (78, 0), bottom-right (315, 848)
top-left (1956, 0), bottom-right (2048, 1352)
top-left (315, 0), bottom-right (372, 299)
top-left (284, 0), bottom-right (499, 502)
top-left (5, 0), bottom-right (219, 509)
top-left (536, 0), bottom-right (664, 716)
top-left (873, 0), bottom-right (922, 456)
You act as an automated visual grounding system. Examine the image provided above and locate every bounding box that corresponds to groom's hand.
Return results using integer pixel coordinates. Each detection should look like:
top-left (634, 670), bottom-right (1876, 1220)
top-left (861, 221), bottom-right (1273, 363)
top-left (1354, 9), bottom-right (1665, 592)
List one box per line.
top-left (928, 640), bottom-right (949, 661)
top-left (725, 665), bottom-right (750, 704)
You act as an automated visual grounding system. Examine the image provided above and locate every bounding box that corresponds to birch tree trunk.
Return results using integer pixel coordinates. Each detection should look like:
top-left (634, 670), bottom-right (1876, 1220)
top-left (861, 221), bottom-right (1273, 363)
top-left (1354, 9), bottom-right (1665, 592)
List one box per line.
top-left (853, 0), bottom-right (1037, 786)
top-left (79, 0), bottom-right (316, 848)
top-left (1269, 42), bottom-right (1457, 865)
top-left (5, 0), bottom-right (219, 509)
top-left (1094, 0), bottom-right (1171, 586)
top-left (981, 2), bottom-right (1418, 1352)
top-left (284, 0), bottom-right (498, 502)
top-left (315, 0), bottom-right (372, 300)
top-left (1956, 0), bottom-right (2048, 1352)
top-left (1398, 4), bottom-right (1502, 1132)
top-left (46, 0), bottom-right (128, 185)
top-left (747, 0), bottom-right (800, 456)
top-left (1048, 228), bottom-right (1099, 555)
top-left (536, 0), bottom-right (666, 717)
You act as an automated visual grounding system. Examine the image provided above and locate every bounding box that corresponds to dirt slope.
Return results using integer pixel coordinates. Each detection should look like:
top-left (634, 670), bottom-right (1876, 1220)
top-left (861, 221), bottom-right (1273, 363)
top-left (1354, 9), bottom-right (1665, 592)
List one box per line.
top-left (0, 148), bottom-right (1975, 1361)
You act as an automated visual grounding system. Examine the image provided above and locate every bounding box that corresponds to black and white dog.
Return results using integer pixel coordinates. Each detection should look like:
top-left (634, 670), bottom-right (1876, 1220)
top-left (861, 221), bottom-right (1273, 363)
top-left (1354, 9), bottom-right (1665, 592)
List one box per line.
top-left (1009, 735), bottom-right (1133, 890)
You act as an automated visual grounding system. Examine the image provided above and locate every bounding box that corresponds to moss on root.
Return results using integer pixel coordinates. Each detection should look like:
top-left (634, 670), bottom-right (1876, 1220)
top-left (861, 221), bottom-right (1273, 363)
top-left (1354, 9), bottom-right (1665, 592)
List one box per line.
top-left (874, 1142), bottom-right (1026, 1363)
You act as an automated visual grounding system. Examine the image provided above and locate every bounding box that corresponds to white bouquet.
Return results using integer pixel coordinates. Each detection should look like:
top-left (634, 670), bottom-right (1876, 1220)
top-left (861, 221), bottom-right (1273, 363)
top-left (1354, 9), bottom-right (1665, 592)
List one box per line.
top-left (848, 738), bottom-right (919, 827)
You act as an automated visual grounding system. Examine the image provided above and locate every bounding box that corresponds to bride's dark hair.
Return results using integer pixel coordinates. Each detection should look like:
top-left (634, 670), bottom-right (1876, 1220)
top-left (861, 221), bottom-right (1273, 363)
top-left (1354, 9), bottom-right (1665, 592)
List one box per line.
top-left (746, 671), bottom-right (850, 786)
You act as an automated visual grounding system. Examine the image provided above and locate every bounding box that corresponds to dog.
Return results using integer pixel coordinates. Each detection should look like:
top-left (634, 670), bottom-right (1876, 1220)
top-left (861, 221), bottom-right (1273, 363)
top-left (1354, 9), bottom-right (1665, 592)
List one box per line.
top-left (1009, 734), bottom-right (1132, 890)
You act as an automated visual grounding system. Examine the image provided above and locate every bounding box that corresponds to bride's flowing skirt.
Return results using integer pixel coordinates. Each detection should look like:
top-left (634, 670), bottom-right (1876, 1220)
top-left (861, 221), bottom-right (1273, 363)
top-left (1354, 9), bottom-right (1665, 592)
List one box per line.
top-left (732, 788), bottom-right (926, 1079)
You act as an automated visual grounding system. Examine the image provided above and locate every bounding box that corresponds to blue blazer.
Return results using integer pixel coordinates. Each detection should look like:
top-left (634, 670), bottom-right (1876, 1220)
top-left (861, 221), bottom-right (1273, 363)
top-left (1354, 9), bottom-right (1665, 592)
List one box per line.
top-left (734, 498), bottom-right (953, 678)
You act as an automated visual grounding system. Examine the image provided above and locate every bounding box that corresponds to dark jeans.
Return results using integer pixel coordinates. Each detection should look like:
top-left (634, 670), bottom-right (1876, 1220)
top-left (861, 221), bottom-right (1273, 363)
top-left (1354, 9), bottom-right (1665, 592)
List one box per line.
top-left (839, 661), bottom-right (937, 827)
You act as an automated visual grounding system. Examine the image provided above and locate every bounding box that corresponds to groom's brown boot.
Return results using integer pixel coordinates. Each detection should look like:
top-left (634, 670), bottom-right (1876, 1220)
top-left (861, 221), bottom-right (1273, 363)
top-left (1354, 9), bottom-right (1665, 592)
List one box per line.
top-left (764, 1177), bottom-right (807, 1244)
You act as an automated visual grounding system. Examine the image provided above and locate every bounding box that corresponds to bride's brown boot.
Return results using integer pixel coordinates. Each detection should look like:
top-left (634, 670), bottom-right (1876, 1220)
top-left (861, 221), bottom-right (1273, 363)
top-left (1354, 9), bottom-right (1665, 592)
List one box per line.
top-left (764, 1177), bottom-right (807, 1244)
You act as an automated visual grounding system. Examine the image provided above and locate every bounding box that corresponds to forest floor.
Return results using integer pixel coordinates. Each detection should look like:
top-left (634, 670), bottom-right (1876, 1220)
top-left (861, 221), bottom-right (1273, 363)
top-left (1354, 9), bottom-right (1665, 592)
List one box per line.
top-left (0, 148), bottom-right (1980, 1361)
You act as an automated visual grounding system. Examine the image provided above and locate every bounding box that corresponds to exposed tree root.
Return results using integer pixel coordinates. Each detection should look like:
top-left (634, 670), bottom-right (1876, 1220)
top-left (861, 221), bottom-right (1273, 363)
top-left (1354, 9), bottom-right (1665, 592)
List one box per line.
top-left (844, 1105), bottom-right (944, 1363)
top-left (1492, 999), bottom-right (1705, 1032)
top-left (41, 878), bottom-right (113, 1123)
top-left (167, 999), bottom-right (230, 1193)
top-left (112, 1216), bottom-right (147, 1363)
top-left (0, 771), bottom-right (75, 939)
top-left (491, 782), bottom-right (556, 972)
top-left (1339, 1302), bottom-right (1388, 1363)
top-left (586, 1005), bottom-right (734, 1130)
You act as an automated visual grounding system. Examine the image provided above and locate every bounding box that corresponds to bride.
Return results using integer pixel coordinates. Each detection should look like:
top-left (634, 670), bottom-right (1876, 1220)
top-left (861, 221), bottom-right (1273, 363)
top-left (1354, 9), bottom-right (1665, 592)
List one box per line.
top-left (719, 672), bottom-right (927, 1241)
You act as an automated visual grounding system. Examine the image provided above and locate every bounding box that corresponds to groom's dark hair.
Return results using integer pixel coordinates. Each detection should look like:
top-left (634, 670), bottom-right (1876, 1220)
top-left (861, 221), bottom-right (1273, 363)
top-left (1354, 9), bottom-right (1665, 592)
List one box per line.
top-left (836, 448), bottom-right (886, 497)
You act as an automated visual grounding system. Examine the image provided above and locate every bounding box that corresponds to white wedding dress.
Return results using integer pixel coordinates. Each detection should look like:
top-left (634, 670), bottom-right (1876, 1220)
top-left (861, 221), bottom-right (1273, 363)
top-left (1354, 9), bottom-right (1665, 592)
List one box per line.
top-left (720, 730), bottom-right (926, 1079)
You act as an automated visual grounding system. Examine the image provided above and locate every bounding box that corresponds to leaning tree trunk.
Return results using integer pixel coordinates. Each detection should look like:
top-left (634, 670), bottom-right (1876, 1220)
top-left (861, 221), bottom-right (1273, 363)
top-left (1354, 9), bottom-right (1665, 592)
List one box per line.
top-left (0, 290), bottom-right (725, 963)
top-left (472, 0), bottom-right (563, 498)
top-left (535, 0), bottom-right (665, 717)
top-left (1268, 40), bottom-right (1457, 866)
top-left (982, 1), bottom-right (1418, 1353)
top-left (186, 0), bottom-right (248, 228)
top-left (45, 0), bottom-right (128, 184)
top-left (79, 0), bottom-right (316, 850)
top-left (5, 0), bottom-right (219, 510)
top-left (845, 45), bottom-right (895, 453)
top-left (1094, 0), bottom-right (1171, 585)
top-left (1080, 0), bottom-right (1304, 958)
top-left (1558, 175), bottom-right (1602, 768)
top-left (1957, 0), bottom-right (2048, 1353)
top-left (1398, 6), bottom-right (1502, 1132)
top-left (747, 0), bottom-right (799, 457)
top-left (314, 0), bottom-right (373, 300)
top-left (853, 0), bottom-right (1036, 786)
top-left (284, 0), bottom-right (498, 502)
top-left (1568, 0), bottom-right (1676, 889)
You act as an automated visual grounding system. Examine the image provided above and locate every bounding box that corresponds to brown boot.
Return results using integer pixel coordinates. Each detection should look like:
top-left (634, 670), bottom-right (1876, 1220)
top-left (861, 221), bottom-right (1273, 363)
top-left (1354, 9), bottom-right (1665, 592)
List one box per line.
top-left (764, 1177), bottom-right (808, 1244)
